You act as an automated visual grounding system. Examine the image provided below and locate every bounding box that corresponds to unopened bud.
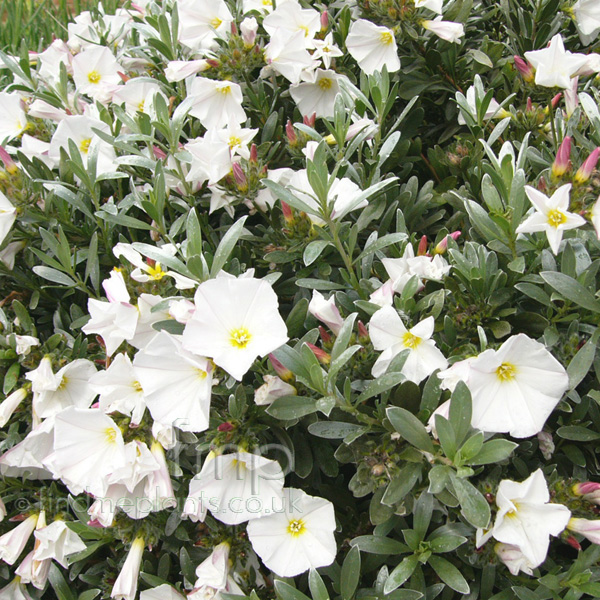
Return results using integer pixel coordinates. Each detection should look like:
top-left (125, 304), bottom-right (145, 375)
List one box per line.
top-left (230, 22), bottom-right (238, 35)
top-left (564, 534), bottom-right (582, 551)
top-left (514, 56), bottom-right (535, 82)
top-left (434, 231), bottom-right (461, 254)
top-left (306, 343), bottom-right (330, 365)
top-left (537, 176), bottom-right (547, 192)
top-left (240, 17), bottom-right (258, 46)
top-left (358, 320), bottom-right (369, 343)
top-left (152, 145), bottom-right (167, 160)
top-left (232, 162), bottom-right (247, 189)
top-left (552, 136), bottom-right (571, 178)
top-left (320, 11), bottom-right (329, 30)
top-left (249, 143), bottom-right (258, 163)
top-left (0, 146), bottom-right (18, 174)
top-left (417, 235), bottom-right (428, 256)
top-left (573, 482), bottom-right (600, 504)
top-left (206, 59), bottom-right (219, 69)
top-left (526, 97), bottom-right (533, 113)
top-left (286, 120), bottom-right (297, 145)
top-left (303, 113), bottom-right (316, 128)
top-left (281, 200), bottom-right (294, 224)
top-left (218, 422), bottom-right (234, 432)
top-left (551, 92), bottom-right (562, 109)
top-left (268, 353), bottom-right (294, 382)
top-left (575, 147), bottom-right (600, 184)
top-left (319, 326), bottom-right (332, 345)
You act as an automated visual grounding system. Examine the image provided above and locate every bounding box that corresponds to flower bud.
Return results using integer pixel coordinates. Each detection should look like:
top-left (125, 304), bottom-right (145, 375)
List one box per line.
top-left (417, 235), bottom-right (428, 256)
top-left (268, 353), bottom-right (293, 382)
top-left (280, 200), bottom-right (294, 224)
top-left (232, 162), bottom-right (247, 190)
top-left (319, 326), bottom-right (332, 345)
top-left (575, 147), bottom-right (600, 184)
top-left (358, 320), bottom-right (369, 343)
top-left (552, 136), bottom-right (571, 177)
top-left (526, 97), bottom-right (534, 112)
top-left (514, 56), bottom-right (535, 82)
top-left (218, 422), bottom-right (234, 432)
top-left (249, 143), bottom-right (258, 164)
top-left (303, 113), bottom-right (316, 128)
top-left (573, 482), bottom-right (600, 504)
top-left (564, 534), bottom-right (582, 550)
top-left (285, 120), bottom-right (297, 145)
top-left (308, 290), bottom-right (344, 336)
top-left (320, 11), bottom-right (329, 31)
top-left (111, 536), bottom-right (145, 600)
top-left (254, 375), bottom-right (296, 406)
top-left (551, 92), bottom-right (562, 109)
top-left (240, 17), bottom-right (258, 46)
top-left (0, 146), bottom-right (18, 175)
top-left (568, 517), bottom-right (600, 544)
top-left (152, 145), bottom-right (167, 160)
top-left (434, 231), bottom-right (461, 254)
top-left (306, 343), bottom-right (330, 365)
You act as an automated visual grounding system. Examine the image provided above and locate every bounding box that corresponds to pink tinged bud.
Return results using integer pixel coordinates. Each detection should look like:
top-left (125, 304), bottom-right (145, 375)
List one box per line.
top-left (231, 22), bottom-right (238, 35)
top-left (268, 353), bottom-right (294, 382)
top-left (0, 146), bottom-right (17, 174)
top-left (538, 176), bottom-right (547, 192)
top-left (417, 235), bottom-right (428, 256)
top-left (565, 76), bottom-right (579, 117)
top-left (434, 232), bottom-right (459, 255)
top-left (565, 534), bottom-right (582, 550)
top-left (232, 162), bottom-right (247, 188)
top-left (152, 145), bottom-right (167, 160)
top-left (551, 92), bottom-right (562, 109)
top-left (320, 11), bottom-right (329, 30)
top-left (568, 518), bottom-right (600, 544)
top-left (575, 147), bottom-right (600, 183)
top-left (306, 343), bottom-right (331, 365)
top-left (526, 97), bottom-right (534, 112)
top-left (218, 422), bottom-right (234, 432)
top-left (319, 326), bottom-right (332, 345)
top-left (206, 59), bottom-right (219, 69)
top-left (281, 200), bottom-right (294, 223)
top-left (250, 143), bottom-right (258, 163)
top-left (552, 136), bottom-right (571, 177)
top-left (358, 320), bottom-right (369, 342)
top-left (286, 120), bottom-right (297, 144)
top-left (303, 113), bottom-right (316, 128)
top-left (514, 56), bottom-right (534, 82)
top-left (573, 481), bottom-right (600, 504)
top-left (86, 519), bottom-right (105, 528)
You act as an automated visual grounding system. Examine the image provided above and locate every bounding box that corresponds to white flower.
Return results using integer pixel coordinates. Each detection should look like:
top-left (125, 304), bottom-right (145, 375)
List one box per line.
top-left (369, 279), bottom-right (395, 307)
top-left (182, 277), bottom-right (289, 381)
top-left (524, 34), bottom-right (589, 89)
top-left (177, 0), bottom-right (233, 51)
top-left (452, 333), bottom-right (568, 438)
top-left (422, 18), bottom-right (464, 43)
top-left (247, 488), bottom-right (337, 577)
top-left (0, 92), bottom-right (27, 144)
top-left (346, 19), bottom-right (400, 75)
top-left (458, 85), bottom-right (501, 125)
top-left (44, 407), bottom-right (127, 496)
top-left (25, 357), bottom-right (97, 420)
top-left (184, 135), bottom-right (234, 187)
top-left (567, 517), bottom-right (600, 544)
top-left (516, 184), bottom-right (586, 255)
top-left (112, 78), bottom-right (165, 118)
top-left (437, 357), bottom-right (475, 392)
top-left (415, 0), bottom-right (444, 14)
top-left (491, 469), bottom-right (570, 567)
top-left (308, 290), bottom-right (344, 335)
top-left (0, 576), bottom-right (34, 599)
top-left (72, 45), bottom-right (122, 102)
top-left (90, 353), bottom-right (146, 425)
top-left (82, 270), bottom-right (139, 356)
top-left (369, 308), bottom-right (448, 383)
top-left (263, 1), bottom-right (320, 43)
top-left (15, 515), bottom-right (51, 592)
top-left (188, 78), bottom-right (246, 130)
top-left (290, 69), bottom-right (343, 119)
top-left (0, 241), bottom-right (26, 270)
top-left (494, 543), bottom-right (535, 576)
top-left (140, 585), bottom-right (185, 600)
top-left (264, 30), bottom-right (319, 84)
top-left (0, 388), bottom-right (27, 428)
top-left (147, 441), bottom-right (177, 512)
top-left (211, 123), bottom-right (258, 160)
top-left (183, 451), bottom-right (285, 525)
top-left (311, 33), bottom-right (344, 69)
top-left (574, 0), bottom-right (600, 37)
top-left (111, 536), bottom-right (145, 600)
top-left (0, 191), bottom-right (17, 246)
top-left (191, 542), bottom-right (242, 599)
top-left (0, 514), bottom-right (38, 565)
top-left (33, 520), bottom-right (86, 568)
top-left (13, 335), bottom-right (39, 356)
top-left (133, 332), bottom-right (213, 433)
top-left (129, 293), bottom-right (171, 350)
top-left (37, 39), bottom-right (72, 86)
top-left (164, 60), bottom-right (210, 82)
top-left (254, 375), bottom-right (296, 406)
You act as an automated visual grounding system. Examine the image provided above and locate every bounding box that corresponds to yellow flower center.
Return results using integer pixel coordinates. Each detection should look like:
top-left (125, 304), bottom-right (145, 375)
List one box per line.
top-left (318, 77), bottom-right (333, 90)
top-left (80, 138), bottom-right (91, 154)
top-left (132, 380), bottom-right (143, 393)
top-left (262, 0), bottom-right (272, 5)
top-left (299, 25), bottom-right (310, 37)
top-left (87, 70), bottom-right (101, 84)
top-left (547, 208), bottom-right (567, 228)
top-left (230, 327), bottom-right (252, 349)
top-left (137, 100), bottom-right (145, 113)
top-left (287, 519), bottom-right (306, 536)
top-left (402, 332), bottom-right (422, 349)
top-left (496, 362), bottom-right (517, 382)
top-left (146, 262), bottom-right (165, 281)
top-left (380, 31), bottom-right (394, 46)
top-left (57, 376), bottom-right (68, 391)
top-left (229, 136), bottom-right (241, 148)
top-left (196, 368), bottom-right (208, 380)
top-left (217, 85), bottom-right (232, 95)
top-left (105, 427), bottom-right (118, 444)
top-left (211, 17), bottom-right (222, 28)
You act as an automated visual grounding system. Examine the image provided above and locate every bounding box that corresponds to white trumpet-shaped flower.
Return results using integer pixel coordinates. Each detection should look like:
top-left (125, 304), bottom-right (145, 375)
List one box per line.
top-left (369, 308), bottom-right (448, 383)
top-left (133, 332), bottom-right (213, 432)
top-left (182, 278), bottom-right (288, 381)
top-left (111, 536), bottom-right (145, 600)
top-left (0, 191), bottom-right (17, 246)
top-left (516, 184), bottom-right (586, 255)
top-left (33, 519), bottom-right (86, 568)
top-left (345, 19), bottom-right (400, 75)
top-left (183, 451), bottom-right (285, 525)
top-left (0, 514), bottom-right (38, 565)
top-left (247, 488), bottom-right (337, 577)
